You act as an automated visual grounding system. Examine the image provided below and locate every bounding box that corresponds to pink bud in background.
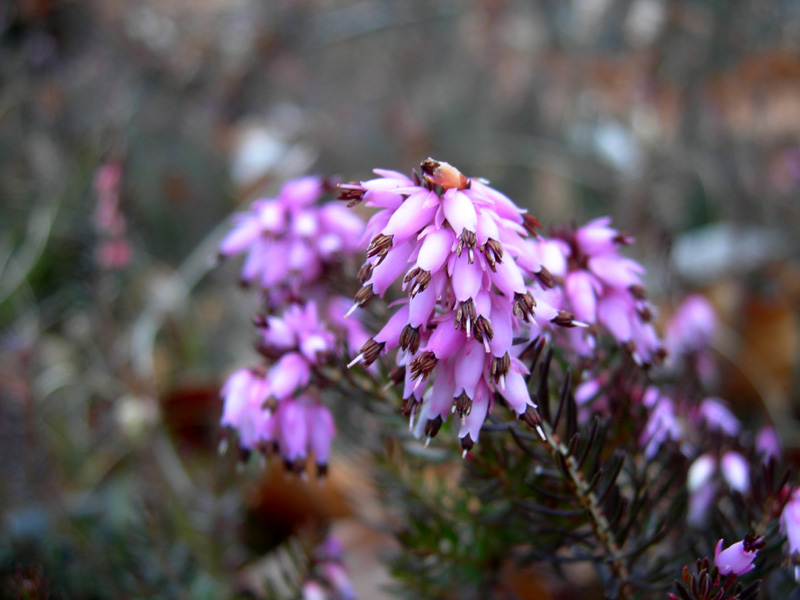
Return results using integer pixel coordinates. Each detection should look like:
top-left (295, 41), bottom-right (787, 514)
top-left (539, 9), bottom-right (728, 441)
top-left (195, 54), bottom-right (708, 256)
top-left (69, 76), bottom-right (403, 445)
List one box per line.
top-left (781, 489), bottom-right (800, 556)
top-left (720, 451), bottom-right (750, 494)
top-left (697, 398), bottom-right (741, 436)
top-left (714, 537), bottom-right (762, 576)
top-left (755, 426), bottom-right (781, 463)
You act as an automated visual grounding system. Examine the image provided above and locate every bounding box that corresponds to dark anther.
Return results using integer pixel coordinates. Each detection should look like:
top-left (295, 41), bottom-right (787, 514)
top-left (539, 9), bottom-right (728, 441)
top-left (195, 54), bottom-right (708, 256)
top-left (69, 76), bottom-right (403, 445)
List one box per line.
top-left (629, 284), bottom-right (647, 300)
top-left (490, 352), bottom-right (511, 383)
top-left (404, 267), bottom-right (432, 295)
top-left (401, 395), bottom-right (420, 417)
top-left (337, 183), bottom-right (366, 207)
top-left (366, 234), bottom-right (394, 264)
top-left (410, 351), bottom-right (438, 381)
top-left (453, 391), bottom-right (473, 419)
top-left (513, 291), bottom-right (537, 322)
top-left (522, 213), bottom-right (542, 236)
top-left (456, 230), bottom-right (478, 262)
top-left (638, 306), bottom-right (653, 322)
top-left (483, 238), bottom-right (504, 271)
top-left (455, 299), bottom-right (478, 337)
top-left (252, 313), bottom-right (268, 328)
top-left (535, 266), bottom-right (555, 289)
top-left (460, 434), bottom-right (475, 454)
top-left (551, 311), bottom-right (578, 327)
top-left (520, 405), bottom-right (543, 428)
top-left (424, 415), bottom-right (443, 438)
top-left (473, 315), bottom-right (494, 343)
top-left (354, 284), bottom-right (375, 308)
top-left (357, 262), bottom-right (373, 283)
top-left (357, 338), bottom-right (385, 367)
top-left (388, 366), bottom-right (406, 386)
top-left (743, 534), bottom-right (766, 553)
top-left (613, 232), bottom-right (633, 245)
top-left (399, 324), bottom-right (421, 354)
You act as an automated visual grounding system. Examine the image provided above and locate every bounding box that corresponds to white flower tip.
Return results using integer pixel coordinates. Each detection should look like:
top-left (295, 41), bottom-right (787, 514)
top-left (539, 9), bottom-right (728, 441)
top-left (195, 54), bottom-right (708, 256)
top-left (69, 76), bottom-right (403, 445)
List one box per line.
top-left (535, 425), bottom-right (546, 441)
top-left (344, 303), bottom-right (360, 318)
top-left (218, 438), bottom-right (229, 455)
top-left (462, 449), bottom-right (468, 459)
top-left (573, 320), bottom-right (590, 328)
top-left (424, 436), bottom-right (431, 448)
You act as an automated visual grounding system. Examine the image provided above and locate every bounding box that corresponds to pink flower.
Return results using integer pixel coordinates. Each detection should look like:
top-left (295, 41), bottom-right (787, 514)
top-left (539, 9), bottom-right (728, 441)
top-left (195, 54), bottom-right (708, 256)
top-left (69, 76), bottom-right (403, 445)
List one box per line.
top-left (220, 302), bottom-right (341, 473)
top-left (537, 218), bottom-right (664, 365)
top-left (342, 159), bottom-right (579, 453)
top-left (665, 294), bottom-right (716, 357)
top-left (714, 536), bottom-right (763, 576)
top-left (781, 488), bottom-right (800, 556)
top-left (219, 176), bottom-right (364, 305)
top-left (697, 397), bottom-right (741, 436)
top-left (756, 426), bottom-right (781, 463)
top-left (639, 389), bottom-right (682, 460)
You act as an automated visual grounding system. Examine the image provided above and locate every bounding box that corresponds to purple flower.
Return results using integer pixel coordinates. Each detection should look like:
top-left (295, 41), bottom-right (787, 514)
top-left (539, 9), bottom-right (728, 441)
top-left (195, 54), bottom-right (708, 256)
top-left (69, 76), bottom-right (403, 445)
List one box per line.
top-left (220, 302), bottom-right (341, 473)
top-left (665, 294), bottom-right (716, 357)
top-left (756, 426), bottom-right (781, 463)
top-left (219, 176), bottom-right (364, 305)
top-left (342, 159), bottom-right (580, 453)
top-left (714, 536), bottom-right (763, 576)
top-left (720, 451), bottom-right (750, 494)
top-left (697, 397), bottom-right (741, 436)
top-left (781, 488), bottom-right (800, 557)
top-left (639, 388), bottom-right (682, 459)
top-left (537, 218), bottom-right (664, 365)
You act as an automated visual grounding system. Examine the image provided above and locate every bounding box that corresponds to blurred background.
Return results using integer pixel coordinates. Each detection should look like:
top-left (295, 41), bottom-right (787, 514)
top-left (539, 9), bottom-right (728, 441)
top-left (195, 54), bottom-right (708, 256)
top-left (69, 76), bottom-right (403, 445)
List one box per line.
top-left (1, 0), bottom-right (799, 597)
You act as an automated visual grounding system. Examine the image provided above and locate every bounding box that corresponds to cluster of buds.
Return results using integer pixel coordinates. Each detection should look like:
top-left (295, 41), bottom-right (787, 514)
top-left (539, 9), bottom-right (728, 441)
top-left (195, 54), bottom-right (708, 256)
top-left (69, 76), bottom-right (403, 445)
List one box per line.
top-left (218, 176), bottom-right (364, 307)
top-left (92, 161), bottom-right (132, 270)
top-left (341, 159), bottom-right (582, 454)
top-left (219, 302), bottom-right (338, 475)
top-left (531, 218), bottom-right (664, 365)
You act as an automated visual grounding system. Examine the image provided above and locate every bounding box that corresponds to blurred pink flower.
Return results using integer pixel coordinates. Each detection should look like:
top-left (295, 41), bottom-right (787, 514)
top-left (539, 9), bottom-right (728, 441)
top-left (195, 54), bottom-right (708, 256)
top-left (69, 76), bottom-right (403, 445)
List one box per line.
top-left (219, 176), bottom-right (364, 305)
top-left (714, 536), bottom-right (762, 576)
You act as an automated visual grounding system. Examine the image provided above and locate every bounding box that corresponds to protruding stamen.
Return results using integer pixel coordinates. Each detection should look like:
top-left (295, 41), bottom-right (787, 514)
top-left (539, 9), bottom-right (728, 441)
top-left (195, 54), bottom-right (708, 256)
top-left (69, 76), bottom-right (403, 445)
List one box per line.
top-left (551, 310), bottom-right (580, 328)
top-left (353, 339), bottom-right (385, 368)
top-left (352, 284), bottom-right (375, 310)
top-left (490, 352), bottom-right (511, 384)
top-left (410, 351), bottom-right (438, 382)
top-left (513, 291), bottom-right (537, 322)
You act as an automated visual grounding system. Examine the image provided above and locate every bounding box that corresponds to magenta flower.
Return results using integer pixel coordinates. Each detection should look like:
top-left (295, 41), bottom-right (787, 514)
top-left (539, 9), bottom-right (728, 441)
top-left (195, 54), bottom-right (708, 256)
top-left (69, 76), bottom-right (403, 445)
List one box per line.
top-left (534, 217), bottom-right (664, 365)
top-left (720, 451), bottom-right (750, 494)
top-left (639, 387), bottom-right (682, 460)
top-left (342, 159), bottom-right (580, 453)
top-left (665, 294), bottom-right (716, 357)
top-left (220, 302), bottom-right (339, 473)
top-left (219, 176), bottom-right (364, 305)
top-left (781, 488), bottom-right (800, 557)
top-left (714, 536), bottom-right (763, 576)
top-left (756, 426), bottom-right (781, 463)
top-left (697, 397), bottom-right (741, 437)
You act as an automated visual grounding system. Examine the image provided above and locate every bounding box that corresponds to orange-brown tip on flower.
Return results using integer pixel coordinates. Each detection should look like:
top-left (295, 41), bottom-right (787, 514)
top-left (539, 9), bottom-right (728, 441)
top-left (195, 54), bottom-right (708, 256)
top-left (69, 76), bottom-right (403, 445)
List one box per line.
top-left (420, 158), bottom-right (468, 190)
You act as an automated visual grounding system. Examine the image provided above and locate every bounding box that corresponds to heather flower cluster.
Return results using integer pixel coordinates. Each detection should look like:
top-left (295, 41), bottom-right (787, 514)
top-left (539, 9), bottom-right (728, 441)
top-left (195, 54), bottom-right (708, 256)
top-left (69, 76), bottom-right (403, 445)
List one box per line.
top-left (219, 176), bottom-right (364, 307)
top-left (220, 302), bottom-right (338, 474)
top-left (341, 159), bottom-right (581, 453)
top-left (529, 218), bottom-right (663, 365)
top-left (217, 177), bottom-right (367, 476)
